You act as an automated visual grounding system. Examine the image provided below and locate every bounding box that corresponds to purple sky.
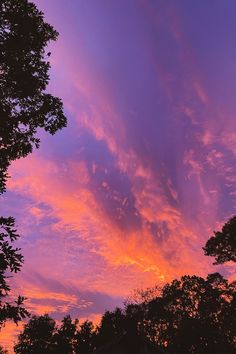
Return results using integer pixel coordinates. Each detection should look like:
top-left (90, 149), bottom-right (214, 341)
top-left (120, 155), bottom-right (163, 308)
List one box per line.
top-left (1, 0), bottom-right (236, 350)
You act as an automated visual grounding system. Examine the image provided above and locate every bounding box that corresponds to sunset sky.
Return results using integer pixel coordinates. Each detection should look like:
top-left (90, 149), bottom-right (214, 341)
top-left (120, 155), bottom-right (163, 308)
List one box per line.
top-left (1, 0), bottom-right (236, 350)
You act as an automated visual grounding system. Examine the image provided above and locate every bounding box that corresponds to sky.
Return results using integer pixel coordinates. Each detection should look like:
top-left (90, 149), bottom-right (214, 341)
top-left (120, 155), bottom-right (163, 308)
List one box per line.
top-left (1, 0), bottom-right (236, 350)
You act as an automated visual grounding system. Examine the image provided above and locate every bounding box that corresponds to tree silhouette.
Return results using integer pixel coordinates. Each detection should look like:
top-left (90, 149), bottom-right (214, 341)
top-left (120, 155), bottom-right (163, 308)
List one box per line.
top-left (14, 315), bottom-right (98, 354)
top-left (203, 216), bottom-right (236, 264)
top-left (53, 315), bottom-right (78, 354)
top-left (14, 314), bottom-right (57, 354)
top-left (75, 320), bottom-right (96, 354)
top-left (95, 308), bottom-right (125, 349)
top-left (96, 274), bottom-right (236, 353)
top-left (146, 273), bottom-right (236, 353)
top-left (0, 217), bottom-right (29, 328)
top-left (13, 271), bottom-right (236, 354)
top-left (0, 0), bottom-right (67, 330)
top-left (0, 0), bottom-right (67, 193)
top-left (12, 217), bottom-right (236, 353)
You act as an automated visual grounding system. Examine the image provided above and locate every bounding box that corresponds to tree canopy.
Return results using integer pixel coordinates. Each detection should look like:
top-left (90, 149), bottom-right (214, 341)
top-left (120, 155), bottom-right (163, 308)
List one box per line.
top-left (13, 272), bottom-right (236, 354)
top-left (93, 273), bottom-right (236, 354)
top-left (12, 215), bottom-right (236, 353)
top-left (203, 215), bottom-right (236, 264)
top-left (0, 217), bottom-right (29, 328)
top-left (14, 315), bottom-right (96, 354)
top-left (0, 0), bottom-right (67, 330)
top-left (0, 0), bottom-right (67, 193)
top-left (14, 314), bottom-right (57, 354)
top-left (54, 315), bottom-right (78, 354)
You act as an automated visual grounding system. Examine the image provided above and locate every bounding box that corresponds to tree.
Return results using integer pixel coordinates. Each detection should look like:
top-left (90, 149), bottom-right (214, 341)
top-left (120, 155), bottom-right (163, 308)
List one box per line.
top-left (53, 315), bottom-right (78, 354)
top-left (0, 0), bottom-right (67, 328)
top-left (203, 216), bottom-right (236, 264)
top-left (15, 316), bottom-right (97, 354)
top-left (0, 0), bottom-right (67, 193)
top-left (146, 273), bottom-right (236, 353)
top-left (95, 308), bottom-right (125, 349)
top-left (94, 273), bottom-right (236, 353)
top-left (13, 272), bottom-right (236, 354)
top-left (75, 321), bottom-right (96, 354)
top-left (14, 314), bottom-right (57, 354)
top-left (0, 217), bottom-right (29, 328)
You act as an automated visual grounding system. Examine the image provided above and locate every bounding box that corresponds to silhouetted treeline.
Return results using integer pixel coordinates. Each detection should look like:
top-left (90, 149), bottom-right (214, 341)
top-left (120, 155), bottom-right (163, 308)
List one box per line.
top-left (11, 216), bottom-right (236, 353)
top-left (12, 271), bottom-right (235, 354)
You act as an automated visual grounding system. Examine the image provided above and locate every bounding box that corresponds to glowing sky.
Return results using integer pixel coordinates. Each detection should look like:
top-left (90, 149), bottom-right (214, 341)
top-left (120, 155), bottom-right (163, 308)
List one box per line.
top-left (1, 0), bottom-right (236, 350)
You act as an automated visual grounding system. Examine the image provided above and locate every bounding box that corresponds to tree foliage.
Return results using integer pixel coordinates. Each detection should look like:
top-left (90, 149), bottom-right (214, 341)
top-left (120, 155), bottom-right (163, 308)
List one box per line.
top-left (12, 220), bottom-right (236, 353)
top-left (114, 274), bottom-right (233, 353)
top-left (94, 273), bottom-right (236, 354)
top-left (14, 315), bottom-right (96, 354)
top-left (54, 315), bottom-right (78, 354)
top-left (0, 0), bottom-right (67, 330)
top-left (147, 273), bottom-right (236, 353)
top-left (14, 273), bottom-right (236, 354)
top-left (0, 217), bottom-right (29, 328)
top-left (14, 314), bottom-right (57, 354)
top-left (203, 216), bottom-right (236, 264)
top-left (0, 0), bottom-right (67, 193)
top-left (75, 321), bottom-right (96, 354)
